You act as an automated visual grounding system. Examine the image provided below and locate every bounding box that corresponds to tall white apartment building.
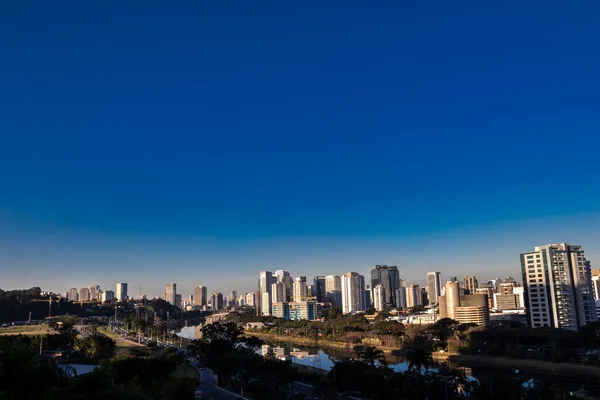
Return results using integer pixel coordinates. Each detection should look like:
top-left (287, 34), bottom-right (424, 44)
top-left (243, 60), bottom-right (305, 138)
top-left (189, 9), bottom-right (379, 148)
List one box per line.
top-left (165, 283), bottom-right (177, 305)
top-left (325, 275), bottom-right (342, 308)
top-left (373, 284), bottom-right (384, 311)
top-left (341, 272), bottom-right (366, 313)
top-left (520, 243), bottom-right (596, 330)
top-left (293, 277), bottom-right (307, 302)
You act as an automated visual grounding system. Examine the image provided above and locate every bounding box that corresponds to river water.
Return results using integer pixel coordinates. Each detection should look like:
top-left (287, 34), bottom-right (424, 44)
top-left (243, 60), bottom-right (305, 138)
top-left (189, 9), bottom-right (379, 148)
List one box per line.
top-left (176, 326), bottom-right (416, 373)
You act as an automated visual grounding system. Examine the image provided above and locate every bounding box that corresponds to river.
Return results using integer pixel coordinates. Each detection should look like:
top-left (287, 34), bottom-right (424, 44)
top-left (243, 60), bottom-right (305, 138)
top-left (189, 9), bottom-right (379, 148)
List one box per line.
top-left (176, 326), bottom-right (422, 373)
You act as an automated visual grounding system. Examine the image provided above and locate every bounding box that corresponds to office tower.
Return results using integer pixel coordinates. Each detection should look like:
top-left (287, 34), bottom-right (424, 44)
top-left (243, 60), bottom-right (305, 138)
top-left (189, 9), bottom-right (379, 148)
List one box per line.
top-left (261, 292), bottom-right (271, 316)
top-left (116, 283), bottom-right (128, 301)
top-left (272, 282), bottom-right (285, 303)
top-left (325, 275), bottom-right (342, 308)
top-left (373, 284), bottom-right (384, 311)
top-left (313, 276), bottom-right (326, 302)
top-left (101, 290), bottom-right (115, 302)
top-left (341, 272), bottom-right (366, 313)
top-left (79, 287), bottom-right (90, 302)
top-left (175, 294), bottom-right (182, 309)
top-left (475, 283), bottom-right (495, 309)
top-left (194, 286), bottom-right (208, 307)
top-left (426, 272), bottom-right (442, 305)
top-left (421, 287), bottom-right (429, 306)
top-left (259, 271), bottom-right (273, 314)
top-left (395, 287), bottom-right (407, 308)
top-left (231, 290), bottom-right (237, 304)
top-left (211, 292), bottom-right (224, 311)
top-left (406, 284), bottom-right (421, 308)
top-left (293, 277), bottom-right (308, 302)
top-left (275, 270), bottom-right (293, 302)
top-left (245, 292), bottom-right (257, 307)
top-left (370, 265), bottom-right (400, 307)
top-left (463, 276), bottom-right (478, 295)
top-left (521, 243), bottom-right (597, 330)
top-left (439, 281), bottom-right (490, 327)
top-left (165, 283), bottom-right (177, 305)
top-left (365, 285), bottom-right (372, 309)
top-left (68, 288), bottom-right (79, 301)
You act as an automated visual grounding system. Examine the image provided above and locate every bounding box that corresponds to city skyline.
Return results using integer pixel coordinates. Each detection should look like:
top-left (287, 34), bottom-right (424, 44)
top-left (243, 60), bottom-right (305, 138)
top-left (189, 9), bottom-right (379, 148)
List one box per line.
top-left (2, 3), bottom-right (600, 297)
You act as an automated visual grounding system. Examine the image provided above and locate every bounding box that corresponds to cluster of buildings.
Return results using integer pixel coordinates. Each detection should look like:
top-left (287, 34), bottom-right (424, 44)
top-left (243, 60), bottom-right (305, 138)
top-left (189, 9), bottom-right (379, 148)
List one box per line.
top-left (58, 243), bottom-right (599, 332)
top-left (65, 282), bottom-right (128, 303)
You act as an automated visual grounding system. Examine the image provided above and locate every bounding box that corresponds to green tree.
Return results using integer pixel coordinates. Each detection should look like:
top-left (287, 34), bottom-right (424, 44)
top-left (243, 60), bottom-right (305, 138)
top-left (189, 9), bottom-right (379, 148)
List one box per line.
top-left (357, 346), bottom-right (387, 367)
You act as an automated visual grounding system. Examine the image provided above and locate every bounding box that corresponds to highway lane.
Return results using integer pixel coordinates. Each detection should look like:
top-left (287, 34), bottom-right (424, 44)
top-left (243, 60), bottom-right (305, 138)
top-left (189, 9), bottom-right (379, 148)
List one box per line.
top-left (195, 367), bottom-right (246, 400)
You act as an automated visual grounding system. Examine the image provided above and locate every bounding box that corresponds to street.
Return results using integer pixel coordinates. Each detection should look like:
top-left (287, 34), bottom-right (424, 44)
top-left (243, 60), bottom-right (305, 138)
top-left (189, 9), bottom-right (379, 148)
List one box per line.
top-left (196, 367), bottom-right (246, 400)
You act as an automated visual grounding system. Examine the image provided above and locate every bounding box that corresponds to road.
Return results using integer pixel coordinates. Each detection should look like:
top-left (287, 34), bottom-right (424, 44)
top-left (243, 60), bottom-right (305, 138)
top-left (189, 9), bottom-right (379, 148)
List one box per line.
top-left (196, 367), bottom-right (246, 400)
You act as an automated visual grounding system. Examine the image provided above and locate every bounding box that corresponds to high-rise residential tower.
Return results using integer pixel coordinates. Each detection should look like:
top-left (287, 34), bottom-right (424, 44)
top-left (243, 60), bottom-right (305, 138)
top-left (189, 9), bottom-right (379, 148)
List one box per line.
top-left (426, 272), bottom-right (442, 305)
top-left (258, 271), bottom-right (273, 314)
top-left (373, 284), bottom-right (384, 311)
top-left (520, 243), bottom-right (597, 330)
top-left (165, 283), bottom-right (177, 305)
top-left (341, 272), bottom-right (366, 313)
top-left (274, 270), bottom-right (293, 302)
top-left (325, 275), bottom-right (342, 308)
top-left (211, 292), bottom-right (224, 311)
top-left (406, 284), bottom-right (421, 308)
top-left (370, 265), bottom-right (400, 307)
top-left (272, 282), bottom-right (285, 303)
top-left (68, 288), bottom-right (79, 301)
top-left (79, 287), bottom-right (90, 302)
top-left (194, 286), bottom-right (208, 307)
top-left (116, 283), bottom-right (128, 301)
top-left (293, 277), bottom-right (308, 302)
top-left (463, 276), bottom-right (478, 295)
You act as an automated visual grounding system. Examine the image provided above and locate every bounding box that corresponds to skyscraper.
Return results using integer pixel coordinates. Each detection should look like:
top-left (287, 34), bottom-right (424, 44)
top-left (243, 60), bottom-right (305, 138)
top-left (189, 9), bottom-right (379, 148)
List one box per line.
top-left (101, 290), bottom-right (115, 302)
top-left (211, 292), bottom-right (224, 311)
top-left (165, 283), bottom-right (177, 305)
top-left (175, 294), bottom-right (182, 309)
top-left (463, 276), bottom-right (478, 295)
top-left (272, 281), bottom-right (285, 303)
top-left (194, 286), bottom-right (208, 307)
top-left (116, 283), bottom-right (128, 301)
top-left (293, 277), bottom-right (307, 302)
top-left (68, 288), bottom-right (79, 301)
top-left (370, 265), bottom-right (400, 307)
top-left (259, 271), bottom-right (273, 314)
top-left (373, 284), bottom-right (384, 311)
top-left (325, 275), bottom-right (342, 308)
top-left (395, 287), bottom-right (407, 309)
top-left (341, 272), bottom-right (366, 313)
top-left (89, 285), bottom-right (101, 301)
top-left (426, 272), bottom-right (442, 305)
top-left (406, 284), bottom-right (421, 308)
top-left (245, 292), bottom-right (257, 307)
top-left (313, 276), bottom-right (326, 302)
top-left (274, 270), bottom-right (293, 302)
top-left (79, 287), bottom-right (90, 302)
top-left (521, 243), bottom-right (597, 330)
top-left (438, 281), bottom-right (490, 327)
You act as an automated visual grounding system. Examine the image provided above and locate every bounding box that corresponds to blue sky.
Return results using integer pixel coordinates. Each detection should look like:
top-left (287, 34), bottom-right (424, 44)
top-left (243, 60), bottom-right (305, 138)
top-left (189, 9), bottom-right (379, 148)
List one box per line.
top-left (1, 1), bottom-right (599, 297)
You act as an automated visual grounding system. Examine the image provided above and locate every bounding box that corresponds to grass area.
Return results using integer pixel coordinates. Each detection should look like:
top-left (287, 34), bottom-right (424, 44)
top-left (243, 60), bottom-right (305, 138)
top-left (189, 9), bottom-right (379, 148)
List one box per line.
top-left (95, 326), bottom-right (153, 357)
top-left (172, 363), bottom-right (200, 381)
top-left (0, 325), bottom-right (54, 336)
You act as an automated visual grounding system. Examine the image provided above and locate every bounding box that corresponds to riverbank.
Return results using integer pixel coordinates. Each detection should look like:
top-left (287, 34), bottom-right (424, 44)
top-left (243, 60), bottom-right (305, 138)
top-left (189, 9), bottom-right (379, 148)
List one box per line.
top-left (245, 330), bottom-right (403, 354)
top-left (448, 354), bottom-right (600, 377)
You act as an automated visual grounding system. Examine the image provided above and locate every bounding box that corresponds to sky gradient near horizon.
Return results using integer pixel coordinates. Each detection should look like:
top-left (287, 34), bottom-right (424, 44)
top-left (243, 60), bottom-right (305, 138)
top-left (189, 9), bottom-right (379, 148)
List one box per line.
top-left (1, 2), bottom-right (600, 298)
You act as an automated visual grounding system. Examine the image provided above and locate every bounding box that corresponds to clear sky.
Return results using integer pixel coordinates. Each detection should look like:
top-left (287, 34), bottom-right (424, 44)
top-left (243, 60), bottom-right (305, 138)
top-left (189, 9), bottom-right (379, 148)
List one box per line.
top-left (1, 1), bottom-right (599, 298)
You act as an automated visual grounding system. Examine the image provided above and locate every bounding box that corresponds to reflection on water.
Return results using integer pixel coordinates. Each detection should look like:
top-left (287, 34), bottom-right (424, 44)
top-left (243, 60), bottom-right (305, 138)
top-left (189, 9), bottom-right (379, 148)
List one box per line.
top-left (258, 342), bottom-right (415, 373)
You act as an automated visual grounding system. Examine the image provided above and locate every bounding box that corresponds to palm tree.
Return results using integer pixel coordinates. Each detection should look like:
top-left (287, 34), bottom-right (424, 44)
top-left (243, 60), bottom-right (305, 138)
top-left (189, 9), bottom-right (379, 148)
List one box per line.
top-left (358, 346), bottom-right (387, 367)
top-left (406, 337), bottom-right (433, 373)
